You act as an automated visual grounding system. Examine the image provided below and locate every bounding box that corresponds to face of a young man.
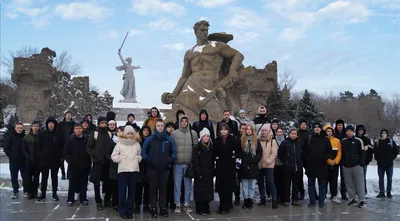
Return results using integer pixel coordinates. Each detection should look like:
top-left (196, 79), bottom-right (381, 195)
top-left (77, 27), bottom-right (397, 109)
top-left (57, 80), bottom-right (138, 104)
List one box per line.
top-left (31, 124), bottom-right (40, 133)
top-left (48, 122), bottom-right (55, 131)
top-left (200, 113), bottom-right (207, 121)
top-left (346, 130), bottom-right (354, 138)
top-left (289, 130), bottom-right (298, 139)
top-left (313, 126), bottom-right (321, 134)
top-left (99, 121), bottom-right (107, 128)
top-left (74, 126), bottom-right (83, 136)
top-left (15, 124), bottom-right (24, 134)
top-left (240, 125), bottom-right (246, 135)
top-left (223, 112), bottom-right (230, 121)
top-left (156, 122), bottom-right (165, 133)
top-left (300, 122), bottom-right (307, 130)
top-left (151, 109), bottom-right (158, 117)
top-left (180, 118), bottom-right (188, 128)
top-left (166, 126), bottom-right (174, 134)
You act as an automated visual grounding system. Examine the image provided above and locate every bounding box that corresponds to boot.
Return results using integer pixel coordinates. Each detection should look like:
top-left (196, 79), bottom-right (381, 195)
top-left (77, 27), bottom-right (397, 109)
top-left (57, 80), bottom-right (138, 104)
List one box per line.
top-left (258, 197), bottom-right (266, 206)
top-left (38, 192), bottom-right (46, 201)
top-left (248, 199), bottom-right (253, 209)
top-left (299, 192), bottom-right (305, 200)
top-left (376, 192), bottom-right (385, 198)
top-left (52, 192), bottom-right (59, 201)
top-left (150, 207), bottom-right (158, 218)
top-left (234, 196), bottom-right (240, 205)
top-left (159, 207), bottom-right (168, 217)
top-left (242, 199), bottom-right (248, 209)
top-left (387, 192), bottom-right (393, 199)
top-left (272, 200), bottom-right (278, 209)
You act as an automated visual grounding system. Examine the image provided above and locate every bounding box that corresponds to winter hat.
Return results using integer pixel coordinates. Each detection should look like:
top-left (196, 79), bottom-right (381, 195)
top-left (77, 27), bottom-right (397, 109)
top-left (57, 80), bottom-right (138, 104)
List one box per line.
top-left (127, 113), bottom-right (135, 120)
top-left (335, 119), bottom-right (345, 126)
top-left (106, 111), bottom-right (116, 121)
top-left (258, 106), bottom-right (266, 114)
top-left (46, 116), bottom-right (57, 125)
top-left (299, 119), bottom-right (307, 125)
top-left (124, 125), bottom-right (135, 135)
top-left (239, 109), bottom-right (245, 114)
top-left (313, 122), bottom-right (322, 128)
top-left (288, 128), bottom-right (298, 133)
top-left (200, 128), bottom-right (210, 139)
top-left (74, 123), bottom-right (82, 128)
top-left (345, 125), bottom-right (354, 132)
top-left (81, 119), bottom-right (90, 125)
top-left (108, 120), bottom-right (117, 125)
top-left (356, 125), bottom-right (366, 134)
top-left (97, 116), bottom-right (107, 125)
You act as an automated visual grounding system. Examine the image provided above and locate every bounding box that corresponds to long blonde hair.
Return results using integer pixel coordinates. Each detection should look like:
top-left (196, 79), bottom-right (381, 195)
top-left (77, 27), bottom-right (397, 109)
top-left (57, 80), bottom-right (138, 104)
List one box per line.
top-left (241, 125), bottom-right (258, 152)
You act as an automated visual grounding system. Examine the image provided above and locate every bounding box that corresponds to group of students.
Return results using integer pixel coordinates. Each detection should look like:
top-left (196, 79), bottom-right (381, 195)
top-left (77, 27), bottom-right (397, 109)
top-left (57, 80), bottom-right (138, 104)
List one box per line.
top-left (3, 106), bottom-right (399, 219)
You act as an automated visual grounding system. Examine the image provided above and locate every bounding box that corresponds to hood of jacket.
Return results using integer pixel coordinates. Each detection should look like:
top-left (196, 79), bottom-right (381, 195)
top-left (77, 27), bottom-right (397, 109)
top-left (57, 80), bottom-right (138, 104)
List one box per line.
top-left (356, 125), bottom-right (366, 137)
top-left (198, 109), bottom-right (209, 122)
top-left (323, 125), bottom-right (335, 138)
top-left (45, 117), bottom-right (58, 131)
top-left (178, 115), bottom-right (190, 132)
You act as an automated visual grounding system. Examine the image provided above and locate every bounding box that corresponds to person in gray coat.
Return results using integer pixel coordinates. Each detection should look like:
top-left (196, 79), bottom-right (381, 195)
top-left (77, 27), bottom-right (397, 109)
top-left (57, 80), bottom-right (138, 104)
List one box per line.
top-left (171, 115), bottom-right (199, 213)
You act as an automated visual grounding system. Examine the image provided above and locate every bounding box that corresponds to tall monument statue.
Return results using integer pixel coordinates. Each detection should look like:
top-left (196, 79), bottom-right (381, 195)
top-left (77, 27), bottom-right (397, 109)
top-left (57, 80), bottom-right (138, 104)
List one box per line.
top-left (161, 20), bottom-right (278, 122)
top-left (116, 49), bottom-right (141, 103)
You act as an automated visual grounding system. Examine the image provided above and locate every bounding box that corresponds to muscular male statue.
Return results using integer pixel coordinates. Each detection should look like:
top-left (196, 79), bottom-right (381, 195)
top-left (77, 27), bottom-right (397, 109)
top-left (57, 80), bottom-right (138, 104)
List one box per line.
top-left (162, 20), bottom-right (244, 122)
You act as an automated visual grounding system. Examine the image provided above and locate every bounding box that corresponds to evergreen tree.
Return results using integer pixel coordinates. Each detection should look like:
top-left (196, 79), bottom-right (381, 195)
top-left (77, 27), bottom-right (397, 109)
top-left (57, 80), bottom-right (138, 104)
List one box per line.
top-left (296, 90), bottom-right (324, 126)
top-left (4, 113), bottom-right (20, 140)
top-left (266, 85), bottom-right (284, 120)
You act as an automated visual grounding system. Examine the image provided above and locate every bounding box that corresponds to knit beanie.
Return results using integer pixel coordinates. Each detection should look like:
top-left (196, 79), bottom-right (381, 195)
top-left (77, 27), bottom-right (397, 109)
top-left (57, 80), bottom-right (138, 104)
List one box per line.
top-left (200, 128), bottom-right (210, 139)
top-left (124, 125), bottom-right (135, 135)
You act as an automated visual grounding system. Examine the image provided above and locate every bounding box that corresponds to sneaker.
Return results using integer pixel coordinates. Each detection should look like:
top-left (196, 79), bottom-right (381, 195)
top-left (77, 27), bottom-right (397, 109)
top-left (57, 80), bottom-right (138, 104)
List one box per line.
top-left (283, 202), bottom-right (290, 207)
top-left (11, 193), bottom-right (18, 199)
top-left (81, 200), bottom-right (89, 206)
top-left (150, 208), bottom-right (158, 218)
top-left (347, 199), bottom-right (358, 207)
top-left (234, 197), bottom-right (240, 205)
top-left (342, 195), bottom-right (349, 201)
top-left (377, 192), bottom-right (385, 198)
top-left (67, 201), bottom-right (74, 207)
top-left (113, 206), bottom-right (118, 212)
top-left (258, 197), bottom-right (266, 206)
top-left (358, 201), bottom-right (366, 208)
top-left (23, 192), bottom-right (28, 198)
top-left (52, 193), bottom-right (59, 201)
top-left (160, 207), bottom-right (168, 217)
top-left (267, 196), bottom-right (272, 202)
top-left (127, 214), bottom-right (133, 219)
top-left (292, 201), bottom-right (302, 207)
top-left (332, 196), bottom-right (341, 204)
top-left (38, 193), bottom-right (46, 201)
top-left (387, 192), bottom-right (393, 199)
top-left (184, 204), bottom-right (193, 213)
top-left (97, 203), bottom-right (104, 210)
top-left (174, 205), bottom-right (182, 213)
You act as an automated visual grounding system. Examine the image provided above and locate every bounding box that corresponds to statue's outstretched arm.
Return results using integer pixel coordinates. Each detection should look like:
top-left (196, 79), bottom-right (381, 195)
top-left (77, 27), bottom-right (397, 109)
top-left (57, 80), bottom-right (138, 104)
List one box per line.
top-left (133, 65), bottom-right (141, 69)
top-left (171, 51), bottom-right (191, 98)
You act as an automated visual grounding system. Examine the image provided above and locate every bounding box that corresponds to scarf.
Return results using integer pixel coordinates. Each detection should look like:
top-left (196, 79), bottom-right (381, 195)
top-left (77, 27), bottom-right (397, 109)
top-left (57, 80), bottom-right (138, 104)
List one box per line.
top-left (221, 134), bottom-right (228, 145)
top-left (275, 135), bottom-right (285, 146)
top-left (246, 135), bottom-right (256, 156)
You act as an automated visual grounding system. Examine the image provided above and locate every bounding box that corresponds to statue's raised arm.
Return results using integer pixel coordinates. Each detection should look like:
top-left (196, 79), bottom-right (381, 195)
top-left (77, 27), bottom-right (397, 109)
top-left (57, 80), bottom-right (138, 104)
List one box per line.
top-left (118, 49), bottom-right (127, 66)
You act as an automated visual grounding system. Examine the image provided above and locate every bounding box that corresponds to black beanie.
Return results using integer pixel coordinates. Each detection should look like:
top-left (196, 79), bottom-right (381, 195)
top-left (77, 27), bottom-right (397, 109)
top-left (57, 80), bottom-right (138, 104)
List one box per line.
top-left (345, 125), bottom-right (354, 132)
top-left (97, 116), bottom-right (107, 125)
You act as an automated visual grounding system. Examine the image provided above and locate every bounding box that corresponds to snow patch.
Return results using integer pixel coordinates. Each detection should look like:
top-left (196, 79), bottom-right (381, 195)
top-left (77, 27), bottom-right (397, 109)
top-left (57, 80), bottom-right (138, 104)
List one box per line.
top-left (187, 85), bottom-right (195, 92)
top-left (182, 89), bottom-right (188, 92)
top-left (203, 88), bottom-right (211, 93)
top-left (199, 96), bottom-right (205, 101)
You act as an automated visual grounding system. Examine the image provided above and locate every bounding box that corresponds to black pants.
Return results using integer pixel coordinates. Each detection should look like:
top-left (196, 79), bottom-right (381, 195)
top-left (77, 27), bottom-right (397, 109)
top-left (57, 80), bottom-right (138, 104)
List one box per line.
top-left (235, 170), bottom-right (241, 198)
top-left (110, 179), bottom-right (118, 207)
top-left (60, 159), bottom-right (66, 178)
top-left (340, 166), bottom-right (347, 197)
top-left (218, 192), bottom-right (233, 211)
top-left (41, 166), bottom-right (59, 193)
top-left (298, 169), bottom-right (305, 197)
top-left (167, 167), bottom-right (174, 205)
top-left (283, 171), bottom-right (301, 203)
top-left (67, 169), bottom-right (88, 202)
top-left (135, 182), bottom-right (149, 207)
top-left (148, 169), bottom-right (169, 209)
top-left (26, 164), bottom-right (40, 195)
top-left (327, 166), bottom-right (339, 198)
top-left (91, 163), bottom-right (111, 203)
top-left (274, 166), bottom-right (284, 202)
top-left (195, 201), bottom-right (210, 213)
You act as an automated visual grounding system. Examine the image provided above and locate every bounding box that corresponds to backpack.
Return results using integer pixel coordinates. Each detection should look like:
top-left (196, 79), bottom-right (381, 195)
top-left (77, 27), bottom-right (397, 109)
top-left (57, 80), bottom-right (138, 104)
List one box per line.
top-left (94, 131), bottom-right (112, 140)
top-left (375, 138), bottom-right (394, 149)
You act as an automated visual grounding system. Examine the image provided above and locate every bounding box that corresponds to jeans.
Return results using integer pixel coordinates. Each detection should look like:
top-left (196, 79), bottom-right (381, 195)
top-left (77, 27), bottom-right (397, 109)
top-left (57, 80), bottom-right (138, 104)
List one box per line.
top-left (264, 168), bottom-right (277, 201)
top-left (9, 163), bottom-right (26, 194)
top-left (363, 165), bottom-right (368, 194)
top-left (308, 176), bottom-right (326, 206)
top-left (257, 169), bottom-right (271, 199)
top-left (242, 179), bottom-right (256, 199)
top-left (173, 164), bottom-right (192, 205)
top-left (67, 169), bottom-right (88, 202)
top-left (148, 169), bottom-right (169, 209)
top-left (40, 166), bottom-right (59, 193)
top-left (118, 172), bottom-right (137, 216)
top-left (339, 165), bottom-right (347, 197)
top-left (378, 167), bottom-right (393, 193)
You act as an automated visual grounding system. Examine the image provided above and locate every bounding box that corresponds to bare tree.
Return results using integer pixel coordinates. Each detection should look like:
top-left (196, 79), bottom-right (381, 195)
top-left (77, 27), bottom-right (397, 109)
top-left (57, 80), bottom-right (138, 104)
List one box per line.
top-left (384, 93), bottom-right (400, 135)
top-left (278, 69), bottom-right (297, 90)
top-left (1, 46), bottom-right (81, 76)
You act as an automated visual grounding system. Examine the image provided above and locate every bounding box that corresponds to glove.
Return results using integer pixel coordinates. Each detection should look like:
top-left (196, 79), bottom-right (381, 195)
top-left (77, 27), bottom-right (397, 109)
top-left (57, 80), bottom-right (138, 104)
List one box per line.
top-left (235, 158), bottom-right (242, 170)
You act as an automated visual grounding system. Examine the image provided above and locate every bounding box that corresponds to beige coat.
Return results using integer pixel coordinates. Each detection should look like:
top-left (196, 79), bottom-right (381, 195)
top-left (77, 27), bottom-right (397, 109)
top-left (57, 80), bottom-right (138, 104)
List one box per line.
top-left (259, 139), bottom-right (278, 169)
top-left (111, 135), bottom-right (142, 174)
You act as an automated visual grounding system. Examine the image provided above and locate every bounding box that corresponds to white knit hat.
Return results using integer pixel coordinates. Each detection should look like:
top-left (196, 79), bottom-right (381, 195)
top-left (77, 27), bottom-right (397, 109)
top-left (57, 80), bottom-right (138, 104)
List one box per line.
top-left (124, 125), bottom-right (135, 135)
top-left (199, 128), bottom-right (210, 139)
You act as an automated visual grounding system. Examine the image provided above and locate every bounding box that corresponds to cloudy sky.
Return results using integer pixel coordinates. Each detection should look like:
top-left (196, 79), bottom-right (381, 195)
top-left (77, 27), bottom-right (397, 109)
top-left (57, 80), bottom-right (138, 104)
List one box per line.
top-left (1, 0), bottom-right (399, 107)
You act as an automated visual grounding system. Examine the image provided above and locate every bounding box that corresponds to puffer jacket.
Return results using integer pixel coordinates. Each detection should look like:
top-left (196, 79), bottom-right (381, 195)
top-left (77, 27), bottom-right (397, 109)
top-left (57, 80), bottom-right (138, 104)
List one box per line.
top-left (171, 116), bottom-right (198, 165)
top-left (278, 138), bottom-right (303, 173)
top-left (324, 125), bottom-right (342, 165)
top-left (239, 139), bottom-right (262, 179)
top-left (111, 133), bottom-right (142, 173)
top-left (259, 139), bottom-right (278, 169)
top-left (341, 136), bottom-right (365, 167)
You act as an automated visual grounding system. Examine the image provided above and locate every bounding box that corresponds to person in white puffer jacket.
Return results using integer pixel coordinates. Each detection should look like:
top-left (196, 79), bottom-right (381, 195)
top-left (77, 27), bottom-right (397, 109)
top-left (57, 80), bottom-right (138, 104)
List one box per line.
top-left (111, 125), bottom-right (142, 219)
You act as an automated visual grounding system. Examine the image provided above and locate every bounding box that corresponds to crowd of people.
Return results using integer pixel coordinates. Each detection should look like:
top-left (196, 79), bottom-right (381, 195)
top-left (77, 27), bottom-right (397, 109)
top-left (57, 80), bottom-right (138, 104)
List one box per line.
top-left (3, 106), bottom-right (399, 219)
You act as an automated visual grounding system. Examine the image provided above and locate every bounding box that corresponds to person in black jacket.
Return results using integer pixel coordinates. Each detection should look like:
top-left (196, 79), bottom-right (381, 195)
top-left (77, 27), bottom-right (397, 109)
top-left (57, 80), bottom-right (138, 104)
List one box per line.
top-left (193, 128), bottom-right (214, 215)
top-left (278, 128), bottom-right (303, 207)
top-left (192, 109), bottom-right (215, 141)
top-left (303, 122), bottom-right (332, 208)
top-left (58, 111), bottom-right (76, 180)
top-left (37, 117), bottom-right (64, 201)
top-left (86, 116), bottom-right (113, 210)
top-left (81, 119), bottom-right (92, 137)
top-left (22, 120), bottom-right (41, 200)
top-left (297, 119), bottom-right (309, 200)
top-left (341, 125), bottom-right (366, 208)
top-left (217, 110), bottom-right (239, 138)
top-left (214, 122), bottom-right (240, 215)
top-left (234, 123), bottom-right (246, 205)
top-left (334, 119), bottom-right (348, 200)
top-left (175, 109), bottom-right (185, 129)
top-left (252, 106), bottom-right (269, 137)
top-left (4, 122), bottom-right (26, 199)
top-left (238, 125), bottom-right (262, 209)
top-left (125, 114), bottom-right (140, 132)
top-left (374, 129), bottom-right (399, 199)
top-left (355, 125), bottom-right (373, 196)
top-left (84, 114), bottom-right (96, 132)
top-left (135, 125), bottom-right (151, 213)
top-left (64, 123), bottom-right (91, 206)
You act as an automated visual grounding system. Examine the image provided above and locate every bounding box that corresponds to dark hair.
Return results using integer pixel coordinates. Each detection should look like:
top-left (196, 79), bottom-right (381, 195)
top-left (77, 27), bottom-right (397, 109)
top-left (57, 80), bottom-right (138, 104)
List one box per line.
top-left (276, 126), bottom-right (284, 132)
top-left (240, 123), bottom-right (247, 127)
top-left (117, 126), bottom-right (125, 132)
top-left (156, 119), bottom-right (164, 124)
top-left (223, 110), bottom-right (230, 114)
top-left (74, 123), bottom-right (82, 128)
top-left (219, 122), bottom-right (230, 133)
top-left (15, 122), bottom-right (24, 126)
top-left (193, 20), bottom-right (209, 32)
top-left (166, 122), bottom-right (177, 129)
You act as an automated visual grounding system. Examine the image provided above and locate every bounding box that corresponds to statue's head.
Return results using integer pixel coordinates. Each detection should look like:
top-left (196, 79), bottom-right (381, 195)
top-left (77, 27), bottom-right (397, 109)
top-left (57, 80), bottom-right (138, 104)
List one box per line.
top-left (193, 20), bottom-right (209, 41)
top-left (125, 57), bottom-right (132, 64)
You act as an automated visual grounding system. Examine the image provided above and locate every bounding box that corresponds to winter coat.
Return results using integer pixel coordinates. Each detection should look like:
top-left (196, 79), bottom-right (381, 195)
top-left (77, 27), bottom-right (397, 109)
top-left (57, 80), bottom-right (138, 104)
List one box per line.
top-left (171, 118), bottom-right (198, 165)
top-left (22, 131), bottom-right (40, 165)
top-left (259, 139), bottom-right (278, 169)
top-left (356, 134), bottom-right (373, 165)
top-left (57, 119), bottom-right (75, 145)
top-left (214, 135), bottom-right (239, 194)
top-left (324, 125), bottom-right (342, 166)
top-left (111, 135), bottom-right (142, 173)
top-left (274, 135), bottom-right (285, 166)
top-left (239, 139), bottom-right (262, 179)
top-left (278, 138), bottom-right (303, 173)
top-left (374, 138), bottom-right (398, 168)
top-left (192, 109), bottom-right (215, 141)
top-left (341, 136), bottom-right (365, 168)
top-left (143, 107), bottom-right (163, 133)
top-left (63, 134), bottom-right (91, 172)
top-left (252, 114), bottom-right (269, 136)
top-left (141, 128), bottom-right (177, 172)
top-left (192, 142), bottom-right (214, 203)
top-left (298, 129), bottom-right (310, 149)
top-left (106, 134), bottom-right (119, 180)
top-left (86, 127), bottom-right (113, 164)
top-left (4, 130), bottom-right (25, 164)
top-left (37, 118), bottom-right (64, 168)
top-left (84, 114), bottom-right (96, 132)
top-left (303, 133), bottom-right (332, 179)
top-left (217, 119), bottom-right (239, 137)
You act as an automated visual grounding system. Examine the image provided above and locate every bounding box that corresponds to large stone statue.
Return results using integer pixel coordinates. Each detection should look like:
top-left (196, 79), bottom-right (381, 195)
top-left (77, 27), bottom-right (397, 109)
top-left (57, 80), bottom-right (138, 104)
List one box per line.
top-left (116, 49), bottom-right (141, 103)
top-left (162, 20), bottom-right (278, 123)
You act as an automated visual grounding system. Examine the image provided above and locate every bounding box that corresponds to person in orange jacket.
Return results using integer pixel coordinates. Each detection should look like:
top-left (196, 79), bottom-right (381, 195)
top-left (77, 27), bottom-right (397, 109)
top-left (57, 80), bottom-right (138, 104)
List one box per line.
top-left (324, 125), bottom-right (342, 204)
